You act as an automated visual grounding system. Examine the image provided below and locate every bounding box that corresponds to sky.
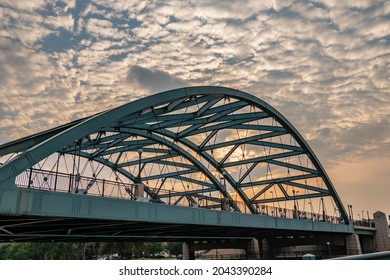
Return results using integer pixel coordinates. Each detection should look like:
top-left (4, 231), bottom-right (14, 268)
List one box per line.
top-left (0, 0), bottom-right (389, 219)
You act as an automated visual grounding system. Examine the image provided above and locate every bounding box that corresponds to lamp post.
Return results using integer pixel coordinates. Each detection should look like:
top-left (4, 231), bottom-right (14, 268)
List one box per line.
top-left (292, 190), bottom-right (297, 218)
top-left (135, 149), bottom-right (145, 200)
top-left (292, 189), bottom-right (296, 210)
top-left (321, 198), bottom-right (326, 222)
top-left (220, 171), bottom-right (228, 211)
top-left (136, 149), bottom-right (143, 183)
top-left (347, 204), bottom-right (352, 221)
top-left (326, 241), bottom-right (332, 257)
top-left (270, 191), bottom-right (274, 216)
top-left (220, 171), bottom-right (226, 192)
top-left (350, 205), bottom-right (354, 221)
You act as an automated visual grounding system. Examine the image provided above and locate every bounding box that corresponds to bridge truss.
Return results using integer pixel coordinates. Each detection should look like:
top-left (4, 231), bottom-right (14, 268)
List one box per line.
top-left (0, 86), bottom-right (349, 225)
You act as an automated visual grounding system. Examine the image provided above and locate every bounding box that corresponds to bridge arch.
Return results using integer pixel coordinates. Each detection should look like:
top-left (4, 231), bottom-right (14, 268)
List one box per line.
top-left (0, 86), bottom-right (349, 223)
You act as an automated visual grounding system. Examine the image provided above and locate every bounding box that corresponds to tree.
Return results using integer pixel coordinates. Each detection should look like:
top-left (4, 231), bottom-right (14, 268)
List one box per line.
top-left (1, 243), bottom-right (67, 259)
top-left (0, 242), bottom-right (100, 260)
top-left (143, 242), bottom-right (166, 258)
top-left (98, 242), bottom-right (167, 259)
top-left (0, 241), bottom-right (170, 260)
top-left (98, 242), bottom-right (135, 259)
top-left (166, 242), bottom-right (182, 257)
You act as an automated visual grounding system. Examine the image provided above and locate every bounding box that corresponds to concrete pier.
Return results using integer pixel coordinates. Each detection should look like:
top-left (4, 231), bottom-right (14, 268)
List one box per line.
top-left (346, 233), bottom-right (362, 255)
top-left (373, 211), bottom-right (390, 251)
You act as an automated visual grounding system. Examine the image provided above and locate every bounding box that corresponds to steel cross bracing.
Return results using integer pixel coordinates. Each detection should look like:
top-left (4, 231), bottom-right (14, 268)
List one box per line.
top-left (0, 86), bottom-right (349, 224)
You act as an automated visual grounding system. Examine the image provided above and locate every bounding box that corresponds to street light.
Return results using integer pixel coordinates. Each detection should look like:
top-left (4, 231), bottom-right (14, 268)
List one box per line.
top-left (347, 204), bottom-right (352, 221)
top-left (350, 205), bottom-right (354, 221)
top-left (292, 190), bottom-right (299, 219)
top-left (220, 171), bottom-right (226, 192)
top-left (220, 171), bottom-right (228, 211)
top-left (326, 241), bottom-right (332, 257)
top-left (137, 148), bottom-right (143, 183)
top-left (135, 149), bottom-right (146, 201)
top-left (292, 189), bottom-right (296, 209)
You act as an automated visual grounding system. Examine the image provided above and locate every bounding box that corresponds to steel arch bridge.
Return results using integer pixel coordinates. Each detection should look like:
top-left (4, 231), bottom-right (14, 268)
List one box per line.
top-left (0, 86), bottom-right (351, 241)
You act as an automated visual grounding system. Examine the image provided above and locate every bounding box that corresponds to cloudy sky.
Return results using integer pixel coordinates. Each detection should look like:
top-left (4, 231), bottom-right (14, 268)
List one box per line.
top-left (1, 0), bottom-right (389, 218)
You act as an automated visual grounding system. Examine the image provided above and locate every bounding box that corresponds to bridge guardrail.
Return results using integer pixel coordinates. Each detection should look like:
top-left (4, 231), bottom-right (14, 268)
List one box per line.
top-left (15, 168), bottom-right (348, 225)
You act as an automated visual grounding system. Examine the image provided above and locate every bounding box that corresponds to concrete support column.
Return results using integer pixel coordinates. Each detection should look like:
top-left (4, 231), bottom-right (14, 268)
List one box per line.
top-left (261, 238), bottom-right (273, 259)
top-left (346, 233), bottom-right (362, 255)
top-left (246, 239), bottom-right (260, 259)
top-left (182, 242), bottom-right (195, 260)
top-left (359, 235), bottom-right (375, 254)
top-left (373, 211), bottom-right (390, 251)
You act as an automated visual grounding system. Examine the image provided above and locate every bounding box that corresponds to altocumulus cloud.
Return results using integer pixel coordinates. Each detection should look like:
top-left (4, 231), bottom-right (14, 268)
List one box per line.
top-left (0, 0), bottom-right (389, 214)
top-left (126, 65), bottom-right (187, 92)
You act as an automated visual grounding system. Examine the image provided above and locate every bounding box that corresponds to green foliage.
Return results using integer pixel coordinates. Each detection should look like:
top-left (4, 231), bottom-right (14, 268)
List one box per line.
top-left (165, 242), bottom-right (182, 257)
top-left (0, 242), bottom-right (100, 260)
top-left (144, 242), bottom-right (166, 257)
top-left (98, 242), bottom-right (134, 259)
top-left (1, 243), bottom-right (76, 260)
top-left (98, 242), bottom-right (168, 259)
top-left (0, 241), bottom-right (176, 260)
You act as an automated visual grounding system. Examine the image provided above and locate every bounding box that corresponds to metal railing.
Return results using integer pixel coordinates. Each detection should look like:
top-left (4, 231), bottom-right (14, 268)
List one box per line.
top-left (16, 168), bottom-right (135, 199)
top-left (15, 168), bottom-right (345, 225)
top-left (353, 219), bottom-right (375, 228)
top-left (15, 168), bottom-right (225, 206)
top-left (253, 205), bottom-right (345, 224)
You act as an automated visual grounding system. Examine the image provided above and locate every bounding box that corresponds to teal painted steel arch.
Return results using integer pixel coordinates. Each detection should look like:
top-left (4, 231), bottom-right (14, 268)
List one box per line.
top-left (0, 86), bottom-right (349, 223)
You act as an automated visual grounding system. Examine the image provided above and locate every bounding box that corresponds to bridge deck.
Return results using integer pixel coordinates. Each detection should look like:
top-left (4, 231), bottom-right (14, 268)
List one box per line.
top-left (0, 184), bottom-right (353, 242)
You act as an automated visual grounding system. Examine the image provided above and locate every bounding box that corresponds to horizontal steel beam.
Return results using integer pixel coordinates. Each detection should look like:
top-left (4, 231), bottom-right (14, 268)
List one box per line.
top-left (202, 131), bottom-right (288, 151)
top-left (0, 187), bottom-right (354, 241)
top-left (223, 150), bottom-right (302, 168)
top-left (239, 173), bottom-right (319, 188)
